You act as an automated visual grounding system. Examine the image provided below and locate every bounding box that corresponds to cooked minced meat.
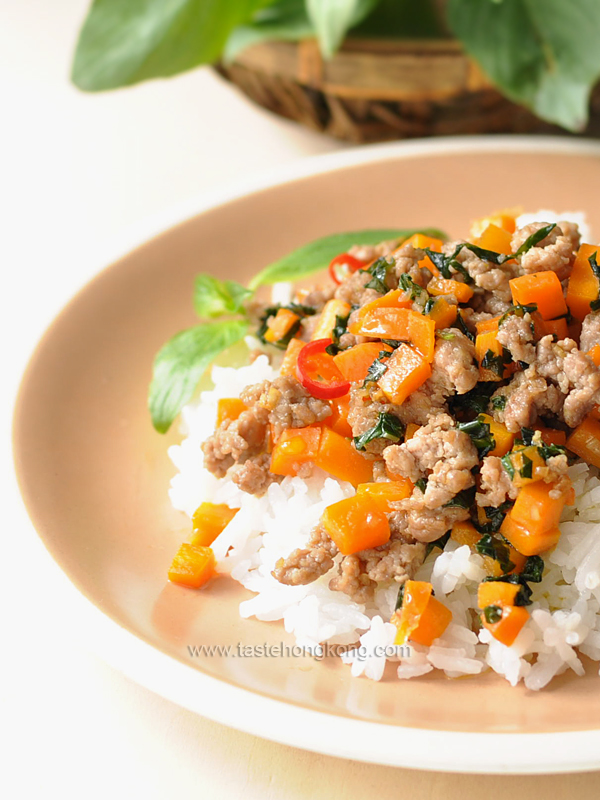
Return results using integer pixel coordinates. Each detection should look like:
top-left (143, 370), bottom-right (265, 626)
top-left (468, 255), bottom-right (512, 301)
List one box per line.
top-left (347, 383), bottom-right (403, 456)
top-left (334, 269), bottom-right (386, 307)
top-left (511, 221), bottom-right (580, 281)
top-left (246, 374), bottom-right (332, 439)
top-left (383, 413), bottom-right (478, 509)
top-left (490, 367), bottom-right (564, 432)
top-left (535, 335), bottom-right (600, 427)
top-left (496, 312), bottom-right (536, 365)
top-left (580, 312), bottom-right (600, 354)
top-left (348, 239), bottom-right (398, 262)
top-left (230, 454), bottom-right (282, 496)
top-left (272, 524), bottom-right (339, 586)
top-left (389, 500), bottom-right (471, 544)
top-left (202, 404), bottom-right (269, 477)
top-left (476, 456), bottom-right (519, 508)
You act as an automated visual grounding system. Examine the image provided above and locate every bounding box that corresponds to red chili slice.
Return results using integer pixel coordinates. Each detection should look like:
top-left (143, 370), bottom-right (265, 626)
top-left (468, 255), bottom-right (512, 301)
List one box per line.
top-left (296, 339), bottom-right (351, 399)
top-left (328, 252), bottom-right (368, 285)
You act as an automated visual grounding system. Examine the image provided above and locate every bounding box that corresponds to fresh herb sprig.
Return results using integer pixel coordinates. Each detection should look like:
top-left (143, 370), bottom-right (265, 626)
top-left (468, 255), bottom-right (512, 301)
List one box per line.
top-left (353, 411), bottom-right (405, 451)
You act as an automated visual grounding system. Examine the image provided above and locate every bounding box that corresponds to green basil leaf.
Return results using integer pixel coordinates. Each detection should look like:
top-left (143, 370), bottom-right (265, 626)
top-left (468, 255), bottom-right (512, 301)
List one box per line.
top-left (73, 0), bottom-right (268, 92)
top-left (512, 223), bottom-right (557, 258)
top-left (447, 0), bottom-right (600, 131)
top-left (224, 0), bottom-right (314, 62)
top-left (353, 411), bottom-right (404, 451)
top-left (306, 0), bottom-right (378, 58)
top-left (248, 228), bottom-right (447, 289)
top-left (483, 605), bottom-right (503, 624)
top-left (149, 319), bottom-right (248, 433)
top-left (194, 275), bottom-right (252, 319)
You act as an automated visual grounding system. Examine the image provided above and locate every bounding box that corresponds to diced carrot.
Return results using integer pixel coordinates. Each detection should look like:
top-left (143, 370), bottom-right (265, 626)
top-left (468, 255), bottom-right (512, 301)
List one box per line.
top-left (377, 343), bottom-right (432, 405)
top-left (405, 423), bottom-right (420, 440)
top-left (322, 495), bottom-right (390, 555)
top-left (475, 316), bottom-right (501, 335)
top-left (541, 317), bottom-right (568, 340)
top-left (500, 480), bottom-right (571, 556)
top-left (450, 519), bottom-right (481, 548)
top-left (356, 479), bottom-right (413, 512)
top-left (588, 344), bottom-right (600, 367)
top-left (168, 543), bottom-right (216, 589)
top-left (475, 329), bottom-right (511, 381)
top-left (427, 276), bottom-right (474, 303)
top-left (270, 426), bottom-right (322, 477)
top-left (567, 414), bottom-right (600, 469)
top-left (470, 210), bottom-right (518, 239)
top-left (311, 299), bottom-right (352, 341)
top-left (280, 338), bottom-right (305, 377)
top-left (315, 427), bottom-right (373, 486)
top-left (534, 425), bottom-right (567, 447)
top-left (264, 308), bottom-right (300, 344)
top-left (333, 342), bottom-right (393, 383)
top-left (391, 580), bottom-right (452, 646)
top-left (473, 222), bottom-right (514, 255)
top-left (348, 288), bottom-right (413, 333)
top-left (481, 604), bottom-right (529, 647)
top-left (400, 233), bottom-right (444, 274)
top-left (349, 307), bottom-right (436, 361)
top-left (509, 271), bottom-right (568, 321)
top-left (477, 580), bottom-right (520, 609)
top-left (426, 297), bottom-right (457, 330)
top-left (190, 503), bottom-right (238, 547)
top-left (325, 394), bottom-right (353, 439)
top-left (216, 398), bottom-right (247, 427)
top-left (566, 244), bottom-right (600, 321)
top-left (479, 413), bottom-right (515, 457)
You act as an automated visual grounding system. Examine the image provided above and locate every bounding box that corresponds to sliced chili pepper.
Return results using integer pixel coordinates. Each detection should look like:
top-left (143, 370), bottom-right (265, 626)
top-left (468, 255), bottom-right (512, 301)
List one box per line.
top-left (328, 252), bottom-right (368, 285)
top-left (296, 338), bottom-right (351, 399)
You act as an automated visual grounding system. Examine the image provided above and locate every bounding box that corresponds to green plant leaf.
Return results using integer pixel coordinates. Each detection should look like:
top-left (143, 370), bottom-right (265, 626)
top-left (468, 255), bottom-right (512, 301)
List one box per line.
top-left (306, 0), bottom-right (378, 58)
top-left (193, 275), bottom-right (252, 318)
top-left (149, 319), bottom-right (248, 433)
top-left (447, 0), bottom-right (600, 131)
top-left (248, 227), bottom-right (447, 289)
top-left (224, 0), bottom-right (314, 62)
top-left (72, 0), bottom-right (270, 91)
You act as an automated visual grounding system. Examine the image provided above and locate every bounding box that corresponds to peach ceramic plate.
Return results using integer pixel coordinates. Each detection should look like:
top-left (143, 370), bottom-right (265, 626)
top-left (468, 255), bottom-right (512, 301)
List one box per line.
top-left (13, 137), bottom-right (600, 773)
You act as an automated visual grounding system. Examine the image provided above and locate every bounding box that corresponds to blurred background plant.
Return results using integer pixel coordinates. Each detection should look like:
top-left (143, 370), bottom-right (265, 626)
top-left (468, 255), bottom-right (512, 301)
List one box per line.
top-left (72, 0), bottom-right (600, 139)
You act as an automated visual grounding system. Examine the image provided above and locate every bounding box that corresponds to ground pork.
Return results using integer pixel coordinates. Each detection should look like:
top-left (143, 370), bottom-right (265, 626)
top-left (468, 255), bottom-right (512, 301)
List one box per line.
top-left (202, 404), bottom-right (269, 477)
top-left (496, 312), bottom-right (536, 365)
top-left (348, 239), bottom-right (398, 263)
top-left (383, 413), bottom-right (478, 509)
top-left (535, 335), bottom-right (600, 427)
top-left (347, 383), bottom-right (404, 456)
top-left (391, 241), bottom-right (430, 284)
top-left (272, 524), bottom-right (338, 586)
top-left (334, 268), bottom-right (387, 307)
top-left (512, 221), bottom-right (580, 281)
top-left (490, 367), bottom-right (565, 433)
top-left (245, 374), bottom-right (332, 439)
top-left (294, 285), bottom-right (334, 310)
top-left (230, 453), bottom-right (282, 496)
top-left (389, 500), bottom-right (470, 544)
top-left (580, 312), bottom-right (600, 354)
top-left (476, 455), bottom-right (519, 507)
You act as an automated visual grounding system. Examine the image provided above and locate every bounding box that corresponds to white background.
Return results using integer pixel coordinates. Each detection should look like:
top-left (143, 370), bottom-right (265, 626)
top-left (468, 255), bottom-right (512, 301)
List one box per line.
top-left (4, 3), bottom-right (600, 798)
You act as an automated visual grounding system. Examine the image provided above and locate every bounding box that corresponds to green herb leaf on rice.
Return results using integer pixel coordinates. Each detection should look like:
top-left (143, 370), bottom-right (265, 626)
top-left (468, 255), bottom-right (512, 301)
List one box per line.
top-left (248, 228), bottom-right (447, 289)
top-left (149, 319), bottom-right (249, 433)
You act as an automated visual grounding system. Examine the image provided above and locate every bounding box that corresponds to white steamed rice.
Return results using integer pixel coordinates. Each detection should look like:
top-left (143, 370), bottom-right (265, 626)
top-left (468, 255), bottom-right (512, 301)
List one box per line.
top-left (167, 211), bottom-right (600, 689)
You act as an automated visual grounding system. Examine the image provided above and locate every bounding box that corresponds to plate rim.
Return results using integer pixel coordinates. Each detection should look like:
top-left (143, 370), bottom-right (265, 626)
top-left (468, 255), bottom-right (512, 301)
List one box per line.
top-left (13, 134), bottom-right (600, 774)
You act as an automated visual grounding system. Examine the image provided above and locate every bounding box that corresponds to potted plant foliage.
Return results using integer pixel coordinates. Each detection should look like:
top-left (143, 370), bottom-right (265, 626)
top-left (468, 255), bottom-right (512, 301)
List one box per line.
top-left (72, 0), bottom-right (600, 142)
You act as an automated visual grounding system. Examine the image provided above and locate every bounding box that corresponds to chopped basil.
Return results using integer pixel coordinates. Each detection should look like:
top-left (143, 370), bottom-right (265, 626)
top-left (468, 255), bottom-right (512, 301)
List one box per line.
top-left (353, 411), bottom-right (404, 451)
top-left (380, 339), bottom-right (403, 349)
top-left (325, 313), bottom-right (350, 355)
top-left (444, 486), bottom-right (477, 509)
top-left (455, 309), bottom-right (475, 342)
top-left (437, 330), bottom-right (456, 340)
top-left (462, 242), bottom-right (509, 265)
top-left (481, 347), bottom-right (512, 377)
top-left (364, 257), bottom-right (393, 293)
top-left (423, 246), bottom-right (475, 285)
top-left (519, 454), bottom-right (533, 479)
top-left (521, 555), bottom-right (545, 583)
top-left (423, 298), bottom-right (435, 315)
top-left (362, 351), bottom-right (392, 387)
top-left (399, 273), bottom-right (428, 302)
top-left (395, 583), bottom-right (405, 611)
top-left (476, 534), bottom-right (515, 574)
top-left (490, 394), bottom-right (507, 412)
top-left (537, 442), bottom-right (568, 461)
top-left (512, 223), bottom-right (557, 258)
top-left (474, 502), bottom-right (513, 534)
top-left (498, 303), bottom-right (538, 329)
top-left (457, 416), bottom-right (495, 458)
top-left (501, 453), bottom-right (515, 480)
top-left (519, 427), bottom-right (536, 446)
top-left (425, 530), bottom-right (451, 558)
top-left (415, 477), bottom-right (428, 493)
top-left (483, 605), bottom-right (503, 624)
top-left (449, 381), bottom-right (496, 416)
top-left (589, 252), bottom-right (600, 312)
